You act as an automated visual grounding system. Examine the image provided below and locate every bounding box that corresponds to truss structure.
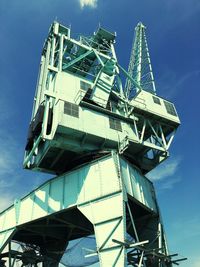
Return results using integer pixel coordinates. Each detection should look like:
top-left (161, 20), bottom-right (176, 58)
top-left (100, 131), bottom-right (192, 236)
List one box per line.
top-left (0, 153), bottom-right (186, 266)
top-left (0, 22), bottom-right (186, 267)
top-left (125, 22), bottom-right (156, 99)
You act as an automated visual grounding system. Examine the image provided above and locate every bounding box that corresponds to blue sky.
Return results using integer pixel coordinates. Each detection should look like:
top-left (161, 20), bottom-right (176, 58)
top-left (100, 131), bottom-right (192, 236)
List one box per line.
top-left (0, 0), bottom-right (200, 266)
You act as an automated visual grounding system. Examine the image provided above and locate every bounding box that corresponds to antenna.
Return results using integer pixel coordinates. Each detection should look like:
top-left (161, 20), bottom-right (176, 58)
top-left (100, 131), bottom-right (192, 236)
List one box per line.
top-left (125, 22), bottom-right (156, 99)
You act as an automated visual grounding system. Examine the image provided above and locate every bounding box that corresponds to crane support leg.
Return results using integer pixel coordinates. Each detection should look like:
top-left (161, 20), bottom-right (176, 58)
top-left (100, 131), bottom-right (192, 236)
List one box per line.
top-left (78, 192), bottom-right (127, 266)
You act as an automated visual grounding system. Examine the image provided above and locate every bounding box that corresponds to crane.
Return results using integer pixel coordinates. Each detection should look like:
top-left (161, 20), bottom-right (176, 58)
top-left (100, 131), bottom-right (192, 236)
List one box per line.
top-left (0, 22), bottom-right (186, 267)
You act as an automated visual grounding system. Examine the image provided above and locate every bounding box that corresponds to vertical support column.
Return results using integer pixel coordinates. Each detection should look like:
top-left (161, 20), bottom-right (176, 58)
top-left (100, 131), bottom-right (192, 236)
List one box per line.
top-left (32, 55), bottom-right (45, 118)
top-left (158, 222), bottom-right (162, 267)
top-left (58, 34), bottom-right (64, 71)
top-left (78, 192), bottom-right (127, 267)
top-left (41, 239), bottom-right (67, 267)
top-left (143, 30), bottom-right (156, 94)
top-left (75, 152), bottom-right (127, 266)
top-left (8, 242), bottom-right (11, 267)
top-left (39, 40), bottom-right (51, 106)
top-left (136, 24), bottom-right (143, 87)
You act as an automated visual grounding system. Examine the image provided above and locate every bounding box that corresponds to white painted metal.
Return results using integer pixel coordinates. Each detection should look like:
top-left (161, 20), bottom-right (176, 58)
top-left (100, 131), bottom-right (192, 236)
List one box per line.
top-left (120, 157), bottom-right (157, 212)
top-left (131, 90), bottom-right (180, 124)
top-left (0, 153), bottom-right (159, 266)
top-left (0, 22), bottom-right (183, 266)
top-left (78, 193), bottom-right (126, 266)
top-left (0, 229), bottom-right (15, 254)
top-left (23, 22), bottom-right (180, 178)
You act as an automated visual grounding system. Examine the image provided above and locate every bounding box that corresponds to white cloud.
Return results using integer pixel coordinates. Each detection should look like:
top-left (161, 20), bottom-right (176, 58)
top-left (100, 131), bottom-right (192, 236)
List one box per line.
top-left (147, 157), bottom-right (181, 181)
top-left (159, 176), bottom-right (181, 190)
top-left (0, 100), bottom-right (51, 213)
top-left (146, 156), bottom-right (182, 190)
top-left (79, 0), bottom-right (98, 9)
top-left (0, 129), bottom-right (51, 212)
top-left (158, 70), bottom-right (200, 99)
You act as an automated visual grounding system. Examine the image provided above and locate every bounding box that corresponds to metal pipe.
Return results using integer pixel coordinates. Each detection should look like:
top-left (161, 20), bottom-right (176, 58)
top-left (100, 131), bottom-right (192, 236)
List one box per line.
top-left (58, 34), bottom-right (64, 71)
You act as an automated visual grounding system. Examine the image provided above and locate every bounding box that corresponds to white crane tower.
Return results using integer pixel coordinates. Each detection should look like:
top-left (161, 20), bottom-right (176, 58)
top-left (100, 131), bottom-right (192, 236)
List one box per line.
top-left (0, 21), bottom-right (186, 267)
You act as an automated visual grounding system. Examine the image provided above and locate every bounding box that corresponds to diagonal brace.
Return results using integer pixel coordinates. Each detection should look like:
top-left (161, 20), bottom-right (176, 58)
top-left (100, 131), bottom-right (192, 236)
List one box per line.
top-left (63, 49), bottom-right (94, 70)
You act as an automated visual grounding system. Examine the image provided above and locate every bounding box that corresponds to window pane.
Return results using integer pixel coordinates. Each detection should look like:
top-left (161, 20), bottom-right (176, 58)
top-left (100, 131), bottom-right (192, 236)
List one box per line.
top-left (80, 80), bottom-right (91, 91)
top-left (163, 101), bottom-right (177, 116)
top-left (152, 96), bottom-right (161, 105)
top-left (64, 102), bottom-right (79, 118)
top-left (109, 117), bottom-right (122, 132)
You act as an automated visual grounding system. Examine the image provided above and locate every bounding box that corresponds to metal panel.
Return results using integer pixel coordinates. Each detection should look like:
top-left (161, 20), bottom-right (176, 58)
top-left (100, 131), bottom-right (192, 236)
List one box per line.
top-left (78, 193), bottom-right (126, 267)
top-left (2, 208), bottom-right (16, 230)
top-left (55, 72), bottom-right (85, 103)
top-left (78, 156), bottom-right (121, 204)
top-left (131, 90), bottom-right (180, 124)
top-left (0, 228), bottom-right (15, 253)
top-left (99, 247), bottom-right (125, 267)
top-left (0, 154), bottom-right (120, 233)
top-left (78, 193), bottom-right (124, 224)
top-left (0, 154), bottom-right (157, 248)
top-left (120, 157), bottom-right (157, 212)
top-left (90, 72), bottom-right (115, 108)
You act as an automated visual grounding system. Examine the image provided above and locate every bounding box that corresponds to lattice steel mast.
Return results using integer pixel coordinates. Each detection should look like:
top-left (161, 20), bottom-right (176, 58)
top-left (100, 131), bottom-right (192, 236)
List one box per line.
top-left (125, 22), bottom-right (156, 99)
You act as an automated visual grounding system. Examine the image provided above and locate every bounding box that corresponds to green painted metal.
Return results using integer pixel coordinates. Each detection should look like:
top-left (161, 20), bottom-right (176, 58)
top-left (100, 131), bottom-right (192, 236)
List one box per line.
top-left (62, 49), bottom-right (94, 70)
top-left (0, 21), bottom-right (185, 267)
top-left (117, 63), bottom-right (143, 92)
top-left (14, 200), bottom-right (21, 225)
top-left (0, 154), bottom-right (172, 266)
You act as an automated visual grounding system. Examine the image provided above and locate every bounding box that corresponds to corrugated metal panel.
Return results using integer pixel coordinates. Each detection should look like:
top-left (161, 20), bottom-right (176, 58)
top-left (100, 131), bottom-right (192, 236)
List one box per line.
top-left (0, 154), bottom-right (121, 237)
top-left (120, 158), bottom-right (157, 212)
top-left (0, 153), bottom-right (158, 260)
top-left (0, 154), bottom-right (158, 238)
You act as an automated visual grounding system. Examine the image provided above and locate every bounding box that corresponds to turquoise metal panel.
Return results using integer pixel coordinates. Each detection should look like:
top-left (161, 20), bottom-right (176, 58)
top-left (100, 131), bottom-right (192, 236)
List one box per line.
top-left (90, 71), bottom-right (115, 108)
top-left (24, 21), bottom-right (180, 178)
top-left (78, 193), bottom-right (126, 266)
top-left (0, 154), bottom-right (158, 256)
top-left (120, 157), bottom-right (157, 212)
top-left (0, 207), bottom-right (17, 232)
top-left (0, 154), bottom-right (120, 245)
top-left (78, 156), bottom-right (121, 204)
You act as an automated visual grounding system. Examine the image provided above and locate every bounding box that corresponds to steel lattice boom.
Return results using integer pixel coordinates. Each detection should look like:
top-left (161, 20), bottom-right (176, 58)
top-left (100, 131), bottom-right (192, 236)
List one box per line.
top-left (125, 22), bottom-right (156, 99)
